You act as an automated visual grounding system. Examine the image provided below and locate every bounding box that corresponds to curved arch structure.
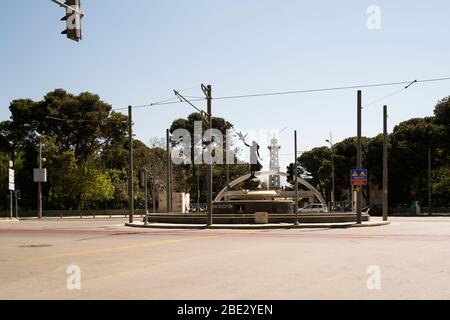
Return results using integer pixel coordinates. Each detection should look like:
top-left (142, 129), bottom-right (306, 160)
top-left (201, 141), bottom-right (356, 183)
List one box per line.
top-left (214, 171), bottom-right (328, 211)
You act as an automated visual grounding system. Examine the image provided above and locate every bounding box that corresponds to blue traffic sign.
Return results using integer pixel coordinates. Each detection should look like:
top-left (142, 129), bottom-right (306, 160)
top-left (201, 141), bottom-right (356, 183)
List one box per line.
top-left (351, 169), bottom-right (368, 185)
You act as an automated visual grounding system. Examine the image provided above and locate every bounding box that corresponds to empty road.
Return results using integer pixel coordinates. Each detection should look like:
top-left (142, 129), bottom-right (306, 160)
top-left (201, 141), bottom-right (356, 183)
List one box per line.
top-left (1, 217), bottom-right (450, 299)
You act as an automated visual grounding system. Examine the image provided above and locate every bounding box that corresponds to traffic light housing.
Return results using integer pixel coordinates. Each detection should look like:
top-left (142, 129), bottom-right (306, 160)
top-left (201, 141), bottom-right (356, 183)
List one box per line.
top-left (61, 0), bottom-right (82, 42)
top-left (287, 163), bottom-right (294, 183)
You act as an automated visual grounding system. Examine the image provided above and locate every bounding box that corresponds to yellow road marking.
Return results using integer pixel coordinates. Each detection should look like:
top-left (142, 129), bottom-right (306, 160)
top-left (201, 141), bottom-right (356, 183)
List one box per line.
top-left (1, 236), bottom-right (216, 266)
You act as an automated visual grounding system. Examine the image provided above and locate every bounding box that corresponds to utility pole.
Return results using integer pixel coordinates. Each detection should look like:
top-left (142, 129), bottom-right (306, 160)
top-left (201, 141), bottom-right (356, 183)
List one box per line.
top-left (169, 147), bottom-right (173, 212)
top-left (197, 166), bottom-right (200, 209)
top-left (173, 84), bottom-right (213, 223)
top-left (226, 148), bottom-right (232, 193)
top-left (14, 190), bottom-right (18, 219)
top-left (152, 154), bottom-right (157, 214)
top-left (166, 129), bottom-right (172, 213)
top-left (330, 133), bottom-right (335, 211)
top-left (356, 90), bottom-right (362, 224)
top-left (9, 191), bottom-right (13, 219)
top-left (294, 130), bottom-right (299, 225)
top-left (204, 85), bottom-right (213, 226)
top-left (383, 105), bottom-right (389, 221)
top-left (226, 164), bottom-right (230, 191)
top-left (128, 105), bottom-right (134, 223)
top-left (38, 139), bottom-right (43, 219)
top-left (326, 133), bottom-right (335, 211)
top-left (428, 146), bottom-right (432, 216)
top-left (8, 160), bottom-right (14, 219)
top-left (9, 193), bottom-right (14, 220)
top-left (143, 169), bottom-right (149, 225)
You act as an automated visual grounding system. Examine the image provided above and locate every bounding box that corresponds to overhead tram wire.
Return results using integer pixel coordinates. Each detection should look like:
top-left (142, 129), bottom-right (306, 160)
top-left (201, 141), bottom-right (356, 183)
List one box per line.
top-left (212, 78), bottom-right (447, 102)
top-left (46, 116), bottom-right (127, 123)
top-left (112, 97), bottom-right (181, 111)
top-left (121, 76), bottom-right (450, 109)
top-left (363, 80), bottom-right (418, 109)
top-left (112, 85), bottom-right (204, 111)
top-left (64, 77), bottom-right (450, 115)
top-left (363, 87), bottom-right (407, 109)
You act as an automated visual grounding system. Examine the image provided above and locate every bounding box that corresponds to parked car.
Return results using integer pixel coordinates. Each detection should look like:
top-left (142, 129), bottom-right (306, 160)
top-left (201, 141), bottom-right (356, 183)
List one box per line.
top-left (298, 203), bottom-right (326, 213)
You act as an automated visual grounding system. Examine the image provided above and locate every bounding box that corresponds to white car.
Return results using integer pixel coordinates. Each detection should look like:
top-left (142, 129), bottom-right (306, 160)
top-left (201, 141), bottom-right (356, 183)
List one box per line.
top-left (298, 203), bottom-right (326, 213)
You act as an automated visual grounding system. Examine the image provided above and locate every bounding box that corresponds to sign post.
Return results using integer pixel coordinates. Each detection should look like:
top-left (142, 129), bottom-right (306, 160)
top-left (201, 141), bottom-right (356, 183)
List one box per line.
top-left (35, 138), bottom-right (47, 219)
top-left (8, 161), bottom-right (14, 219)
top-left (34, 168), bottom-right (47, 219)
top-left (351, 169), bottom-right (368, 219)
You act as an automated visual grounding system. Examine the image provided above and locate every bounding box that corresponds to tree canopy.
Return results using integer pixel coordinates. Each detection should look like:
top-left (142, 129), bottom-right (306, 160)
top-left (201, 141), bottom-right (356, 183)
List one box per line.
top-left (1, 91), bottom-right (250, 211)
top-left (288, 95), bottom-right (450, 208)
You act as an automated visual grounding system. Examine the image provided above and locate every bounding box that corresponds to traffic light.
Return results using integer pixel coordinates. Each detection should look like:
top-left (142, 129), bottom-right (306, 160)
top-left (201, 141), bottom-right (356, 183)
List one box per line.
top-left (287, 163), bottom-right (294, 183)
top-left (61, 0), bottom-right (82, 42)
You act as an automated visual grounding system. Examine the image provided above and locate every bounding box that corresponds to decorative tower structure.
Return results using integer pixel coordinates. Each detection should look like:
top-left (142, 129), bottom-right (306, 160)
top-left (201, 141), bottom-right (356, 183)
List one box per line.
top-left (268, 137), bottom-right (281, 189)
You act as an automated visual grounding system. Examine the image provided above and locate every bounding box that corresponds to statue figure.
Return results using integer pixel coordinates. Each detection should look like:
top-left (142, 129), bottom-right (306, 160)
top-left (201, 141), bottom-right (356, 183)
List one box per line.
top-left (237, 132), bottom-right (263, 179)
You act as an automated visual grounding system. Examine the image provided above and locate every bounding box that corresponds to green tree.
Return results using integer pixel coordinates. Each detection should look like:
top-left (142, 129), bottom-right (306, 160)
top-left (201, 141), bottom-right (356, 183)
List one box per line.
top-left (389, 117), bottom-right (446, 206)
top-left (432, 167), bottom-right (450, 207)
top-left (169, 112), bottom-right (248, 202)
top-left (80, 169), bottom-right (115, 204)
top-left (1, 90), bottom-right (128, 210)
top-left (295, 147), bottom-right (332, 201)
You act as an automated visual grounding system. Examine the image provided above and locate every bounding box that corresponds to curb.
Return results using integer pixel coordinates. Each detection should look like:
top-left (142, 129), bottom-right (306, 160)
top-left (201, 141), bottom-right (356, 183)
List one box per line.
top-left (0, 218), bottom-right (19, 222)
top-left (125, 221), bottom-right (390, 230)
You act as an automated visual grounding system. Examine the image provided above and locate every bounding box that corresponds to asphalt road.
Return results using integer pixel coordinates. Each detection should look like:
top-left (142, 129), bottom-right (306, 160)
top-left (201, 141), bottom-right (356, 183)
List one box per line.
top-left (1, 217), bottom-right (450, 300)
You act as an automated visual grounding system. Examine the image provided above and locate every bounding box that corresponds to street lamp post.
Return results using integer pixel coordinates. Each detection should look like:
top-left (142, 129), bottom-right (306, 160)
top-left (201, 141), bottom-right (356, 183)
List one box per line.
top-left (326, 133), bottom-right (335, 211)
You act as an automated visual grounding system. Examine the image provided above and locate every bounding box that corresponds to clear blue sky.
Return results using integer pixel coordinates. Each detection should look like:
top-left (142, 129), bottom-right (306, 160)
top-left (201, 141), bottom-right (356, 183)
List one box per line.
top-left (1, 1), bottom-right (449, 170)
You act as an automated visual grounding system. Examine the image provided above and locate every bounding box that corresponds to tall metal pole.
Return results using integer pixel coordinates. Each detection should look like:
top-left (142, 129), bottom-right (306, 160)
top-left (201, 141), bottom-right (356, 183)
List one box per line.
top-left (329, 132), bottom-right (335, 211)
top-left (166, 129), bottom-right (171, 213)
top-left (152, 155), bottom-right (156, 214)
top-left (38, 139), bottom-right (43, 219)
top-left (144, 169), bottom-right (149, 225)
top-left (206, 85), bottom-right (213, 226)
top-left (197, 165), bottom-right (200, 209)
top-left (9, 160), bottom-right (13, 219)
top-left (356, 90), bottom-right (362, 224)
top-left (9, 190), bottom-right (14, 219)
top-left (383, 105), bottom-right (389, 221)
top-left (170, 152), bottom-right (173, 212)
top-left (14, 191), bottom-right (18, 219)
top-left (128, 105), bottom-right (134, 223)
top-left (294, 130), bottom-right (299, 225)
top-left (428, 145), bottom-right (432, 216)
top-left (226, 163), bottom-right (230, 191)
top-left (9, 190), bottom-right (13, 219)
